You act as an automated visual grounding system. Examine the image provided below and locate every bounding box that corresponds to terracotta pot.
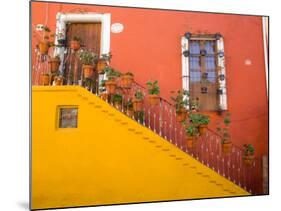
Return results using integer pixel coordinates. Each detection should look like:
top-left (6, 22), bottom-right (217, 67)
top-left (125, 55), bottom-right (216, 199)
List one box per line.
top-left (83, 65), bottom-right (94, 79)
top-left (120, 75), bottom-right (134, 88)
top-left (148, 94), bottom-right (160, 106)
top-left (42, 74), bottom-right (50, 85)
top-left (54, 76), bottom-right (63, 86)
top-left (222, 141), bottom-right (232, 154)
top-left (70, 40), bottom-right (80, 50)
top-left (243, 154), bottom-right (254, 165)
top-left (133, 99), bottom-right (143, 112)
top-left (39, 40), bottom-right (49, 55)
top-left (96, 60), bottom-right (107, 73)
top-left (48, 57), bottom-right (60, 73)
top-left (100, 92), bottom-right (108, 101)
top-left (105, 80), bottom-right (117, 94)
top-left (186, 136), bottom-right (196, 149)
top-left (176, 108), bottom-right (187, 122)
top-left (198, 124), bottom-right (208, 136)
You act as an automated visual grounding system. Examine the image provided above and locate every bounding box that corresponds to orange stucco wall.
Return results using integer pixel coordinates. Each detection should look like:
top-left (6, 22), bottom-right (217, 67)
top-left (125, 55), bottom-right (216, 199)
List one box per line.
top-left (31, 2), bottom-right (268, 157)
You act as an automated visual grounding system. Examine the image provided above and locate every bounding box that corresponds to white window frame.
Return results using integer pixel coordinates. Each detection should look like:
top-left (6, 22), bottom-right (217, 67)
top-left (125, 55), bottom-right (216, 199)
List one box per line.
top-left (53, 12), bottom-right (111, 73)
top-left (181, 34), bottom-right (227, 110)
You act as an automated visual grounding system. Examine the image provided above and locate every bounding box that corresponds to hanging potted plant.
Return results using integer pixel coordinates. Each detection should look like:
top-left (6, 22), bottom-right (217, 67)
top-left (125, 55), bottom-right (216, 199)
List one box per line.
top-left (120, 72), bottom-right (134, 89)
top-left (70, 36), bottom-right (81, 50)
top-left (216, 113), bottom-right (232, 153)
top-left (243, 144), bottom-right (255, 165)
top-left (146, 80), bottom-right (160, 106)
top-left (48, 55), bottom-right (61, 73)
top-left (38, 26), bottom-right (51, 55)
top-left (185, 124), bottom-right (198, 149)
top-left (124, 99), bottom-right (134, 117)
top-left (170, 90), bottom-right (189, 122)
top-left (97, 53), bottom-right (112, 74)
top-left (42, 73), bottom-right (50, 86)
top-left (112, 93), bottom-right (123, 110)
top-left (104, 67), bottom-right (121, 94)
top-left (133, 90), bottom-right (144, 112)
top-left (79, 50), bottom-right (98, 79)
top-left (189, 113), bottom-right (210, 135)
top-left (53, 74), bottom-right (64, 86)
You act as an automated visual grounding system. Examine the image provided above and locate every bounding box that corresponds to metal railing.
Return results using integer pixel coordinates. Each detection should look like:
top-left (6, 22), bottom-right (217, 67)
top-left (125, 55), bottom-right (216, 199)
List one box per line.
top-left (32, 46), bottom-right (264, 195)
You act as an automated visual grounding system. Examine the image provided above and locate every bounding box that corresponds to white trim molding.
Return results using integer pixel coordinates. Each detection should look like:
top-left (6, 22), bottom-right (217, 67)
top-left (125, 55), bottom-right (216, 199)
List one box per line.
top-left (181, 34), bottom-right (228, 110)
top-left (54, 12), bottom-right (111, 73)
top-left (262, 16), bottom-right (269, 96)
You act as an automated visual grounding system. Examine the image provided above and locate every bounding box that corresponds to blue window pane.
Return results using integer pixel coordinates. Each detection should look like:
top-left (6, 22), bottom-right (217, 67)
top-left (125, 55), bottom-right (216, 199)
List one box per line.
top-left (189, 41), bottom-right (200, 54)
top-left (205, 41), bottom-right (215, 54)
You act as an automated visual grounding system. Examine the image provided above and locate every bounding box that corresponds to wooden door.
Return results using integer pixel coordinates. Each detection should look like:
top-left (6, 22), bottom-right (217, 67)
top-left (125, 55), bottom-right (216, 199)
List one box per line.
top-left (64, 23), bottom-right (101, 85)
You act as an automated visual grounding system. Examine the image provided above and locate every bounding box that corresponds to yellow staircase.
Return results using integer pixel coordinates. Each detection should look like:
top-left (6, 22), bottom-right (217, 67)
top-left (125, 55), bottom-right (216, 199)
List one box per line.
top-left (32, 86), bottom-right (249, 210)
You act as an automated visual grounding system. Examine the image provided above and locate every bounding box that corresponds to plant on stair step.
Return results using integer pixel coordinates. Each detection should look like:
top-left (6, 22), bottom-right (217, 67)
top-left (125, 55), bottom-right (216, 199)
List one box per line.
top-left (38, 25), bottom-right (52, 55)
top-left (48, 55), bottom-right (61, 73)
top-left (120, 72), bottom-right (134, 89)
top-left (189, 113), bottom-right (210, 136)
top-left (79, 50), bottom-right (98, 79)
top-left (146, 80), bottom-right (160, 106)
top-left (112, 93), bottom-right (123, 110)
top-left (133, 90), bottom-right (144, 112)
top-left (243, 144), bottom-right (255, 165)
top-left (104, 67), bottom-right (121, 94)
top-left (124, 99), bottom-right (134, 117)
top-left (70, 36), bottom-right (81, 51)
top-left (53, 74), bottom-right (64, 86)
top-left (170, 89), bottom-right (189, 122)
top-left (184, 123), bottom-right (198, 149)
top-left (97, 52), bottom-right (112, 74)
top-left (216, 112), bottom-right (232, 153)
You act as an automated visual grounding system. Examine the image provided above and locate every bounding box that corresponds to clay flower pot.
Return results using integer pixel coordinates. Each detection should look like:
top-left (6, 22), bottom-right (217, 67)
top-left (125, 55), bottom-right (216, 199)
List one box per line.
top-left (48, 57), bottom-right (60, 73)
top-left (148, 94), bottom-right (160, 106)
top-left (99, 92), bottom-right (108, 101)
top-left (54, 76), bottom-right (63, 86)
top-left (96, 60), bottom-right (107, 74)
top-left (222, 141), bottom-right (232, 154)
top-left (132, 99), bottom-right (143, 112)
top-left (198, 124), bottom-right (207, 136)
top-left (83, 65), bottom-right (94, 79)
top-left (186, 136), bottom-right (196, 149)
top-left (39, 40), bottom-right (49, 55)
top-left (42, 74), bottom-right (50, 85)
top-left (105, 80), bottom-right (117, 94)
top-left (176, 108), bottom-right (187, 122)
top-left (120, 74), bottom-right (134, 88)
top-left (70, 40), bottom-right (80, 50)
top-left (243, 154), bottom-right (254, 165)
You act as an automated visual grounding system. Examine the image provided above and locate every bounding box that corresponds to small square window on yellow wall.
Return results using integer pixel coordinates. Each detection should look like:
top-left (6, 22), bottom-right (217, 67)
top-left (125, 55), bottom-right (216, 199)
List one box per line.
top-left (58, 106), bottom-right (78, 128)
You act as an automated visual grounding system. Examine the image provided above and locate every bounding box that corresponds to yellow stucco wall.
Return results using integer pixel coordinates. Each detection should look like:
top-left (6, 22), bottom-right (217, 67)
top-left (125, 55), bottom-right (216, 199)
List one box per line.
top-left (32, 86), bottom-right (249, 210)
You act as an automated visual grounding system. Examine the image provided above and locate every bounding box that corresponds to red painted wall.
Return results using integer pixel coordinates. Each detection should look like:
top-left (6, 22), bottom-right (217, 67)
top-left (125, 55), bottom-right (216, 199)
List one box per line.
top-left (31, 2), bottom-right (268, 157)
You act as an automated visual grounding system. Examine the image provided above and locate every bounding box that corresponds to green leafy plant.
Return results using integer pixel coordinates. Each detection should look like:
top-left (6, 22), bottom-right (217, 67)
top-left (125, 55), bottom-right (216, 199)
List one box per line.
top-left (216, 112), bottom-right (231, 144)
top-left (100, 52), bottom-right (112, 62)
top-left (104, 66), bottom-right (121, 80)
top-left (146, 80), bottom-right (160, 95)
top-left (112, 94), bottom-right (123, 103)
top-left (79, 50), bottom-right (98, 65)
top-left (185, 124), bottom-right (198, 137)
top-left (124, 99), bottom-right (133, 110)
top-left (189, 113), bottom-right (210, 125)
top-left (170, 89), bottom-right (189, 113)
top-left (243, 144), bottom-right (255, 156)
top-left (134, 90), bottom-right (144, 100)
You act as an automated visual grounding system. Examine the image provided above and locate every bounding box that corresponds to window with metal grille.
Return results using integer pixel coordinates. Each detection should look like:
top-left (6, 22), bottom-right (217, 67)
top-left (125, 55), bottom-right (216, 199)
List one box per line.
top-left (58, 107), bottom-right (78, 128)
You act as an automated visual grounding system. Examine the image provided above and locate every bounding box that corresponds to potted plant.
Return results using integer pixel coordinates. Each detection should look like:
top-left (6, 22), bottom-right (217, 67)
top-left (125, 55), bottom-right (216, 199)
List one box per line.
top-left (56, 31), bottom-right (66, 46)
top-left (99, 80), bottom-right (108, 101)
top-left (135, 111), bottom-right (145, 124)
top-left (243, 144), bottom-right (255, 165)
top-left (79, 50), bottom-right (98, 79)
top-left (38, 26), bottom-right (51, 55)
top-left (185, 124), bottom-right (198, 149)
top-left (97, 53), bottom-right (112, 74)
top-left (170, 90), bottom-right (189, 122)
top-left (216, 113), bottom-right (232, 153)
top-left (133, 90), bottom-right (144, 112)
top-left (53, 75), bottom-right (63, 86)
top-left (104, 67), bottom-right (121, 94)
top-left (146, 80), bottom-right (160, 106)
top-left (42, 73), bottom-right (50, 85)
top-left (120, 72), bottom-right (134, 89)
top-left (189, 113), bottom-right (210, 135)
top-left (124, 99), bottom-right (134, 117)
top-left (112, 93), bottom-right (123, 109)
top-left (48, 55), bottom-right (61, 73)
top-left (70, 36), bottom-right (81, 50)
